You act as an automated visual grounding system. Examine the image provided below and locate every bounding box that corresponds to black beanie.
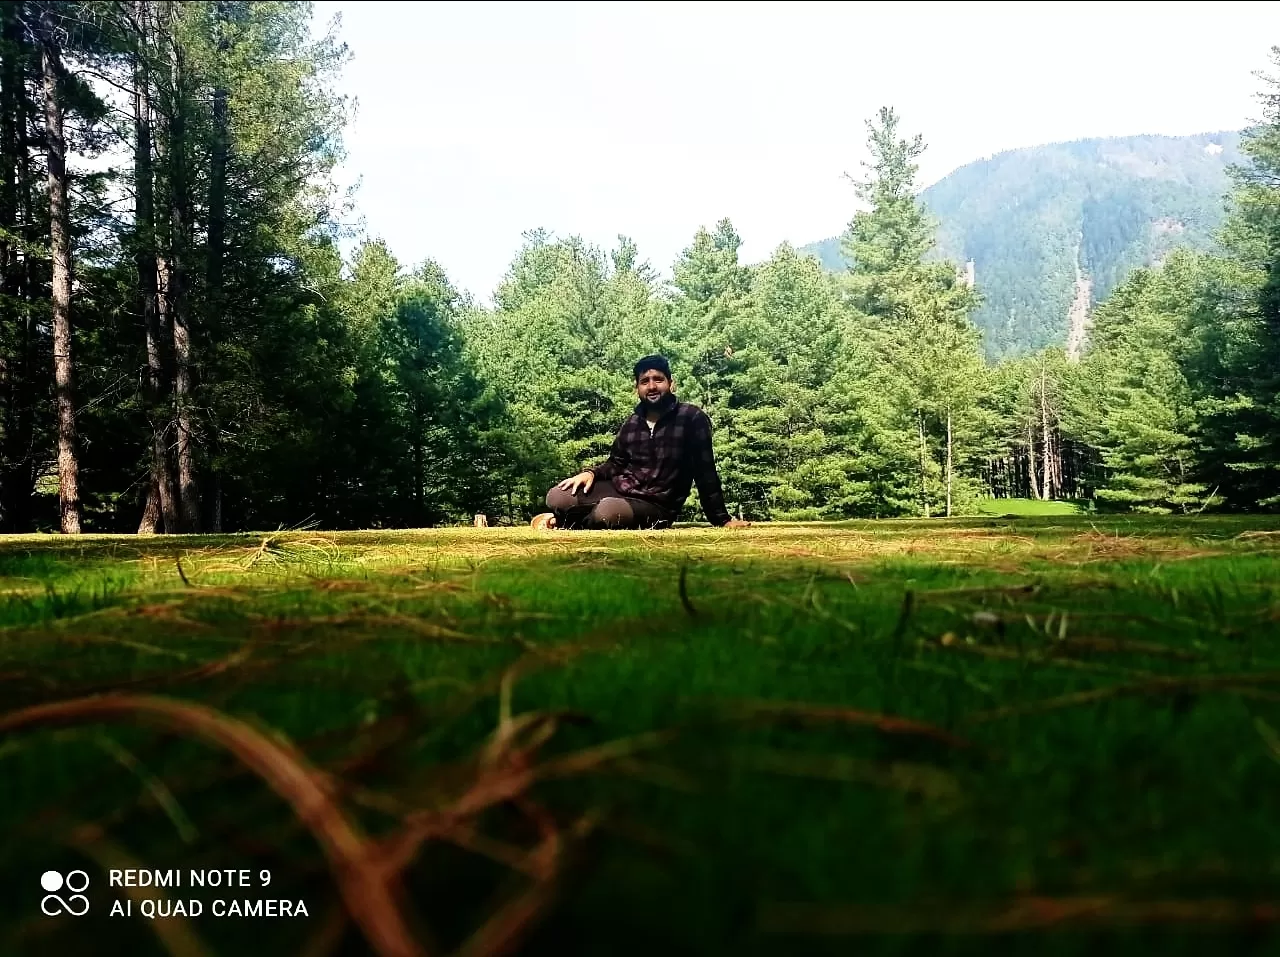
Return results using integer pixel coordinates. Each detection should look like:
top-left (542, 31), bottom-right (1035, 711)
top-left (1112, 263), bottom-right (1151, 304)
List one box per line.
top-left (633, 354), bottom-right (671, 380)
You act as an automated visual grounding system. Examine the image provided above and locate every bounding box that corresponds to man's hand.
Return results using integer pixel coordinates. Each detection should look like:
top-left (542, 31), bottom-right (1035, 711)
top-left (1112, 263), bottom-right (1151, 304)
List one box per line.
top-left (723, 518), bottom-right (751, 528)
top-left (556, 470), bottom-right (595, 496)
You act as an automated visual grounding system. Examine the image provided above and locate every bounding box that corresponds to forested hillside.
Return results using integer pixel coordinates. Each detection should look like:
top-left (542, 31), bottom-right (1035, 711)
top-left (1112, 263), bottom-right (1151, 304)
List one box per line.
top-left (801, 132), bottom-right (1242, 357)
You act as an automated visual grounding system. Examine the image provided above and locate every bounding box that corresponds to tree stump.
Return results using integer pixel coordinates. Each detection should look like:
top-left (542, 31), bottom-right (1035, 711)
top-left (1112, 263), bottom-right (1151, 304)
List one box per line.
top-left (474, 514), bottom-right (488, 527)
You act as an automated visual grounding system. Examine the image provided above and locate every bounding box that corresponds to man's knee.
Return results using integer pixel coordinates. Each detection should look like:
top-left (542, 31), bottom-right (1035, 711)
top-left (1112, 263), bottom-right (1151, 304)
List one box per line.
top-left (587, 497), bottom-right (636, 529)
top-left (546, 486), bottom-right (576, 512)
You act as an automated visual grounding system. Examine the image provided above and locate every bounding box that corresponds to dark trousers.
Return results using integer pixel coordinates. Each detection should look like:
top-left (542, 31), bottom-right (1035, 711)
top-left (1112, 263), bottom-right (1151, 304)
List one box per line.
top-left (545, 478), bottom-right (672, 530)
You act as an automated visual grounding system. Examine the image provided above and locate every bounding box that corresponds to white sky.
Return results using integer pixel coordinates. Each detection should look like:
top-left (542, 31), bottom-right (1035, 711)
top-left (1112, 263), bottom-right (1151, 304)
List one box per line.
top-left (311, 1), bottom-right (1280, 302)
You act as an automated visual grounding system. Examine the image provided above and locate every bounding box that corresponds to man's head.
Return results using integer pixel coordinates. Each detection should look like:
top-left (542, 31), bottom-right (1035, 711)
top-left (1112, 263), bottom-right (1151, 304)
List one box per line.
top-left (633, 354), bottom-right (674, 407)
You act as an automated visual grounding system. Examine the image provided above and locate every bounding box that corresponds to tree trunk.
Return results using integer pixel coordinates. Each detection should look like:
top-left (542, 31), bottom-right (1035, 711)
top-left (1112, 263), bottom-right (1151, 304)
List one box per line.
top-left (945, 410), bottom-right (953, 518)
top-left (206, 3), bottom-right (228, 306)
top-left (154, 252), bottom-right (180, 532)
top-left (413, 437), bottom-right (424, 523)
top-left (917, 410), bottom-right (930, 518)
top-left (170, 141), bottom-right (199, 532)
top-left (1039, 365), bottom-right (1053, 500)
top-left (203, 0), bottom-right (229, 532)
top-left (39, 9), bottom-right (80, 534)
top-left (162, 1), bottom-right (199, 532)
top-left (135, 0), bottom-right (158, 538)
top-left (132, 0), bottom-right (179, 535)
top-left (138, 481), bottom-right (161, 535)
top-left (1026, 421), bottom-right (1041, 501)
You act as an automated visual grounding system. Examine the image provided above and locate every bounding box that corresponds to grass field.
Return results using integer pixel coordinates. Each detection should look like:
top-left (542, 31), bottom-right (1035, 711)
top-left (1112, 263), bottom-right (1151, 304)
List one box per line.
top-left (4, 515), bottom-right (1280, 956)
top-left (972, 498), bottom-right (1085, 517)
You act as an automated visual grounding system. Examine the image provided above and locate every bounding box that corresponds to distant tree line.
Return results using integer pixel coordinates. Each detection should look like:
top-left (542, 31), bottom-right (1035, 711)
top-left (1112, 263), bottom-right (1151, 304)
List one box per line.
top-left (1, 5), bottom-right (1277, 532)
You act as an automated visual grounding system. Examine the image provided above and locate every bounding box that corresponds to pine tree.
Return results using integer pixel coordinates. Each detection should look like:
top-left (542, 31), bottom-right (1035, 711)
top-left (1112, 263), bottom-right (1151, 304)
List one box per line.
top-left (1075, 254), bottom-right (1218, 513)
top-left (741, 244), bottom-right (851, 518)
top-left (1206, 46), bottom-right (1280, 507)
top-left (667, 219), bottom-right (758, 518)
top-left (460, 231), bottom-right (658, 517)
top-left (35, 2), bottom-right (82, 533)
top-left (839, 107), bottom-right (986, 517)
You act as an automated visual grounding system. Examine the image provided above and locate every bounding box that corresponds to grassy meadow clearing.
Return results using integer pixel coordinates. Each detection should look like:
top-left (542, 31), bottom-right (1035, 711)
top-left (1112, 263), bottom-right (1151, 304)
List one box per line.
top-left (3, 514), bottom-right (1280, 956)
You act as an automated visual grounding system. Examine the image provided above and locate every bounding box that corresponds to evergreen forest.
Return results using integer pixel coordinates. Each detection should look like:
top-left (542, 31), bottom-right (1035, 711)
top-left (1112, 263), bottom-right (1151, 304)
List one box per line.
top-left (3, 3), bottom-right (1280, 534)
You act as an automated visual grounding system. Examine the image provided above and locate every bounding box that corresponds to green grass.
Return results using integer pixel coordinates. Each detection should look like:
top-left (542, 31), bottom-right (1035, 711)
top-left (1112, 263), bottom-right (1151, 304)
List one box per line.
top-left (3, 517), bottom-right (1280, 956)
top-left (972, 497), bottom-right (1084, 517)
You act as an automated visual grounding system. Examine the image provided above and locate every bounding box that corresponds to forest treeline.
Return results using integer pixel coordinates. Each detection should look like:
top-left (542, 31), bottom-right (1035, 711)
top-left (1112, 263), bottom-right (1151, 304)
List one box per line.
top-left (1, 3), bottom-right (1278, 533)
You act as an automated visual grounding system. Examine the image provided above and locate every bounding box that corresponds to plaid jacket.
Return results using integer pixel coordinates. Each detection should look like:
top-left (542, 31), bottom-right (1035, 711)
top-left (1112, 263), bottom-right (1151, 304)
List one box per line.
top-left (589, 397), bottom-right (732, 526)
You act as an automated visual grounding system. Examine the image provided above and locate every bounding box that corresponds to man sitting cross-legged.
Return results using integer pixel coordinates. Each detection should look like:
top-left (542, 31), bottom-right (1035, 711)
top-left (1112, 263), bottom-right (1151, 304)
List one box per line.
top-left (533, 355), bottom-right (751, 531)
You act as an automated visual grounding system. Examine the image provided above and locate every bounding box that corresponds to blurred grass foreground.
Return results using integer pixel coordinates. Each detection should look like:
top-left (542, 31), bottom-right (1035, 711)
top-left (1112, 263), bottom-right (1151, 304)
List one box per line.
top-left (3, 514), bottom-right (1280, 956)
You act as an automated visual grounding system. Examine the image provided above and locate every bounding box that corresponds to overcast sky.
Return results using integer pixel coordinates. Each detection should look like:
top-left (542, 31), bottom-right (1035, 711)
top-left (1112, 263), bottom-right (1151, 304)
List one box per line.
top-left (310, 1), bottom-right (1280, 302)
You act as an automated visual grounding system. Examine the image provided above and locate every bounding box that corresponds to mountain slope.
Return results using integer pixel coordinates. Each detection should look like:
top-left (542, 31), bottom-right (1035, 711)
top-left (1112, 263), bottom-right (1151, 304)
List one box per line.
top-left (801, 132), bottom-right (1243, 358)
